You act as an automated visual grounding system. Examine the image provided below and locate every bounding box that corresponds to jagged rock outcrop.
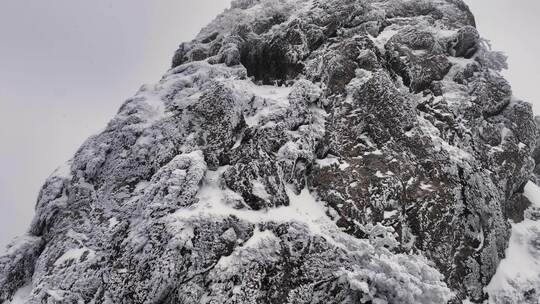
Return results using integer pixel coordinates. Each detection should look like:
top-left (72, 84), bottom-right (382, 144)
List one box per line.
top-left (1, 0), bottom-right (538, 303)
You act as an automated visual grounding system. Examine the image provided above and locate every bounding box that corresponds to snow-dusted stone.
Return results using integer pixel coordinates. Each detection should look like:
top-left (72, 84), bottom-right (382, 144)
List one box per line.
top-left (0, 0), bottom-right (537, 303)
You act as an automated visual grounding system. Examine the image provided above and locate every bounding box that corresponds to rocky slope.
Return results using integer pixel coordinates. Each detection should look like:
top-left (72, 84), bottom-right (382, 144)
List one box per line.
top-left (1, 0), bottom-right (539, 303)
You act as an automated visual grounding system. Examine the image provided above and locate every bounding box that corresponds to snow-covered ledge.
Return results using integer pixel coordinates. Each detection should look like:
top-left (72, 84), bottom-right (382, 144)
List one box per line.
top-left (486, 182), bottom-right (540, 302)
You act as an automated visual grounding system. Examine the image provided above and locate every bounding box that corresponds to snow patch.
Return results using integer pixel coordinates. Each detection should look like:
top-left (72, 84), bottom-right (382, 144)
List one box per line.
top-left (215, 227), bottom-right (280, 270)
top-left (130, 85), bottom-right (168, 127)
top-left (339, 162), bottom-right (350, 170)
top-left (384, 210), bottom-right (398, 219)
top-left (173, 167), bottom-right (344, 247)
top-left (5, 284), bottom-right (32, 304)
top-left (420, 183), bottom-right (434, 192)
top-left (434, 28), bottom-right (456, 39)
top-left (243, 227), bottom-right (277, 248)
top-left (448, 56), bottom-right (475, 68)
top-left (524, 182), bottom-right (540, 207)
top-left (251, 179), bottom-right (271, 201)
top-left (226, 79), bottom-right (293, 127)
top-left (486, 182), bottom-right (540, 300)
top-left (369, 27), bottom-right (399, 51)
top-left (231, 133), bottom-right (243, 149)
top-left (315, 157), bottom-right (339, 168)
top-left (364, 149), bottom-right (383, 156)
top-left (250, 84), bottom-right (292, 101)
top-left (108, 217), bottom-right (119, 229)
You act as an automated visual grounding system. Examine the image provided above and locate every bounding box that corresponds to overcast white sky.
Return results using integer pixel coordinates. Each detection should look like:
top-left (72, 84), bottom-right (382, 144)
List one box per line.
top-left (0, 0), bottom-right (539, 250)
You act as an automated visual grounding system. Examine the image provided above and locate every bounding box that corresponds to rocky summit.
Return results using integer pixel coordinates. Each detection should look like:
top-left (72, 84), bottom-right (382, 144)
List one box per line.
top-left (1, 0), bottom-right (539, 303)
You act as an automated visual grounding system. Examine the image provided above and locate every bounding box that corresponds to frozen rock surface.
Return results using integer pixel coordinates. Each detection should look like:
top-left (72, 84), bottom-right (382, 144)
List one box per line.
top-left (1, 0), bottom-right (538, 303)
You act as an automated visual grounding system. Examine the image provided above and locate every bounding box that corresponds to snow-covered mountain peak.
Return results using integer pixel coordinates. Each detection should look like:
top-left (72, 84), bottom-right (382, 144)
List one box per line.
top-left (2, 0), bottom-right (539, 303)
